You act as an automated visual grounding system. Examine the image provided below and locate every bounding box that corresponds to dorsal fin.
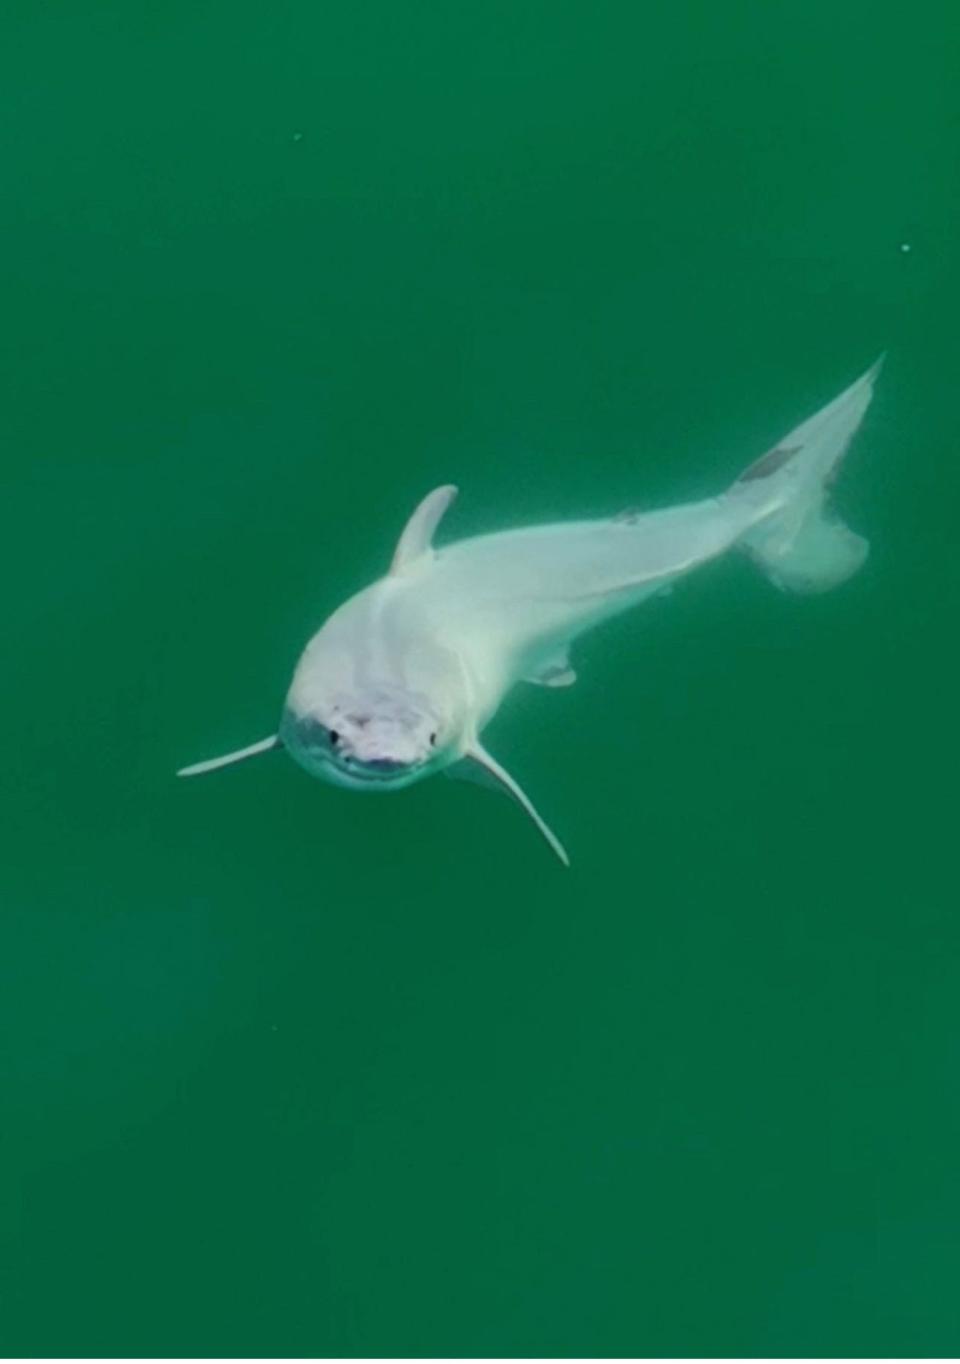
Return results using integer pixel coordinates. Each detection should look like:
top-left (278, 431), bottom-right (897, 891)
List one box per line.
top-left (390, 485), bottom-right (458, 574)
top-left (458, 741), bottom-right (570, 866)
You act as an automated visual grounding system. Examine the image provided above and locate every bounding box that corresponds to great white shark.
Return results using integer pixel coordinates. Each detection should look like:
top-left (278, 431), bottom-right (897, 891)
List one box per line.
top-left (179, 358), bottom-right (883, 864)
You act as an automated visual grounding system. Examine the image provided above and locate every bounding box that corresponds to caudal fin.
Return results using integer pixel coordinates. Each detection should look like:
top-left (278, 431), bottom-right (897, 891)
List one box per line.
top-left (731, 357), bottom-right (883, 594)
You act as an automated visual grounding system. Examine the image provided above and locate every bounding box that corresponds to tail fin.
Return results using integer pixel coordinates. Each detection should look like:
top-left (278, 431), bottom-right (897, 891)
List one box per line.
top-left (731, 357), bottom-right (883, 594)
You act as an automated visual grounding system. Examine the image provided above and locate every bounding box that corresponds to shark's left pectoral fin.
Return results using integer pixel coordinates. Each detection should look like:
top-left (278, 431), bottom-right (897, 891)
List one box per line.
top-left (390, 484), bottom-right (458, 574)
top-left (451, 742), bottom-right (570, 867)
top-left (177, 734), bottom-right (281, 777)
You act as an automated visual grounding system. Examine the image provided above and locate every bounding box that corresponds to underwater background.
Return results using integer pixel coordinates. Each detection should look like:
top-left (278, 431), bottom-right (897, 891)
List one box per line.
top-left (1, 0), bottom-right (958, 1355)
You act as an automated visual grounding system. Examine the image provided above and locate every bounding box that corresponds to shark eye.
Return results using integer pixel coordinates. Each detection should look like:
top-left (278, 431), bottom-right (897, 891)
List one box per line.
top-left (328, 729), bottom-right (340, 746)
top-left (429, 732), bottom-right (437, 746)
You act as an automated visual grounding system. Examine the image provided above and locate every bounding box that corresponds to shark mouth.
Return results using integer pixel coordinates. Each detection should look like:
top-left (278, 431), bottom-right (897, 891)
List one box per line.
top-left (335, 754), bottom-right (415, 780)
top-left (323, 752), bottom-right (428, 790)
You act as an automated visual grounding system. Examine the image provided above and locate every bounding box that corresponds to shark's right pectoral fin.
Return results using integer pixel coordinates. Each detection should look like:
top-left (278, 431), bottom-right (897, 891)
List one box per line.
top-left (450, 741), bottom-right (570, 867)
top-left (177, 734), bottom-right (281, 777)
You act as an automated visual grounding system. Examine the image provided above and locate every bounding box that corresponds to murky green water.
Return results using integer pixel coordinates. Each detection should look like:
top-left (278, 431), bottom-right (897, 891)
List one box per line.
top-left (1, 0), bottom-right (957, 1354)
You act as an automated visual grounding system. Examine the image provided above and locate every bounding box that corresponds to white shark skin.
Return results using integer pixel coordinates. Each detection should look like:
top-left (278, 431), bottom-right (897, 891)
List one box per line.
top-left (179, 358), bottom-right (883, 865)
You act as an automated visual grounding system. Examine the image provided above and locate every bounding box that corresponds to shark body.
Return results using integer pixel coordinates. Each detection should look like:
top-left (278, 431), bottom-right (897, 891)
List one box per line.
top-left (180, 359), bottom-right (883, 864)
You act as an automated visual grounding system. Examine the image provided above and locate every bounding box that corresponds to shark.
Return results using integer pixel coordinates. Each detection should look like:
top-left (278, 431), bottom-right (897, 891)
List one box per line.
top-left (179, 358), bottom-right (883, 864)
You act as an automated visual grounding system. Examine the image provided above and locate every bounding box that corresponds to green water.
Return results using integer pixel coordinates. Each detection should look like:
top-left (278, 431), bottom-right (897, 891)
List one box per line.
top-left (2, 0), bottom-right (957, 1355)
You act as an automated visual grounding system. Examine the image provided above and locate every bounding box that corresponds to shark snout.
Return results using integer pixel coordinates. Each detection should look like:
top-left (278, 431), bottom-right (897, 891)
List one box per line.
top-left (343, 723), bottom-right (423, 768)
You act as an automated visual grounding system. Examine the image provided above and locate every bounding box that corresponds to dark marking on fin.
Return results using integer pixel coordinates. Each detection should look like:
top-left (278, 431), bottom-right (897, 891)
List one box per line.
top-left (738, 444), bottom-right (799, 483)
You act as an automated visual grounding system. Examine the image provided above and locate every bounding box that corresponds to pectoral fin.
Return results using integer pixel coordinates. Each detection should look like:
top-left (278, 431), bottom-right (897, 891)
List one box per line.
top-left (177, 734), bottom-right (280, 777)
top-left (453, 742), bottom-right (570, 866)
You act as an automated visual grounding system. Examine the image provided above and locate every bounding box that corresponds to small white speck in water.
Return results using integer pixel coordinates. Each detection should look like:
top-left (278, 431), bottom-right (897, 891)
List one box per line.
top-left (292, 131), bottom-right (303, 142)
top-left (900, 242), bottom-right (912, 253)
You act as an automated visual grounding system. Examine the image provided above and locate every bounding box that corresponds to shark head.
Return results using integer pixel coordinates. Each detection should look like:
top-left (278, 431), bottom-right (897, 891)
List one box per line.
top-left (279, 684), bottom-right (454, 791)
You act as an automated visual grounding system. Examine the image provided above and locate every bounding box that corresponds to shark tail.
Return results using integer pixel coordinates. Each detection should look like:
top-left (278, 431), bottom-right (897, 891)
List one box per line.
top-left (729, 357), bottom-right (883, 594)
